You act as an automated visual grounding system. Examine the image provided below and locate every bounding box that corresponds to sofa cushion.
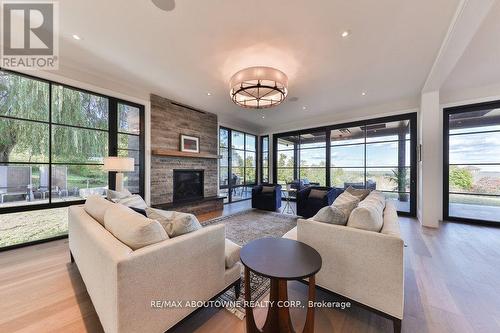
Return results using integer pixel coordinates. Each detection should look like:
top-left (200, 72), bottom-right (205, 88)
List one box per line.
top-left (332, 191), bottom-right (360, 215)
top-left (225, 239), bottom-right (241, 268)
top-left (84, 195), bottom-right (115, 225)
top-left (104, 205), bottom-right (168, 250)
top-left (106, 188), bottom-right (132, 201)
top-left (381, 200), bottom-right (401, 237)
top-left (309, 189), bottom-right (327, 199)
top-left (347, 191), bottom-right (386, 232)
top-left (145, 207), bottom-right (202, 237)
top-left (312, 205), bottom-right (349, 225)
top-left (345, 186), bottom-right (370, 201)
top-left (261, 186), bottom-right (275, 193)
top-left (112, 194), bottom-right (147, 209)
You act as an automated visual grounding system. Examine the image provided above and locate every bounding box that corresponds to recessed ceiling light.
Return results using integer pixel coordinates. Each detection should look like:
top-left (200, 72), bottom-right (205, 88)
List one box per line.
top-left (261, 115), bottom-right (265, 119)
top-left (152, 0), bottom-right (176, 12)
top-left (361, 91), bottom-right (367, 96)
top-left (72, 34), bottom-right (81, 40)
top-left (302, 106), bottom-right (307, 110)
top-left (341, 30), bottom-right (351, 38)
top-left (207, 92), bottom-right (212, 96)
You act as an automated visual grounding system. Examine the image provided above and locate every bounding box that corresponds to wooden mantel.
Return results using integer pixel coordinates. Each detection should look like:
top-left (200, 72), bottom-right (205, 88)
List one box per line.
top-left (152, 149), bottom-right (220, 159)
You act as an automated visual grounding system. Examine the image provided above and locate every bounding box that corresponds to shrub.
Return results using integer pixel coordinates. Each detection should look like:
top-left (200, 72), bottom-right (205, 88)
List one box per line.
top-left (449, 166), bottom-right (473, 191)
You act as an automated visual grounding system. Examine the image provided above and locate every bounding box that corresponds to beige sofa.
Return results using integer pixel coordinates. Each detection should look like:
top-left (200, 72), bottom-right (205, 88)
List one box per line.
top-left (283, 200), bottom-right (404, 331)
top-left (69, 205), bottom-right (241, 333)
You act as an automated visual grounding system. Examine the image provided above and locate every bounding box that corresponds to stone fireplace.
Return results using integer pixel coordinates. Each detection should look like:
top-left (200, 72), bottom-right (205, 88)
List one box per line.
top-left (150, 94), bottom-right (223, 215)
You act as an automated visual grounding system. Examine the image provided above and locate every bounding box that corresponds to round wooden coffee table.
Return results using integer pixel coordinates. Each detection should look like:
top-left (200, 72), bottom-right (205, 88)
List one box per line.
top-left (240, 237), bottom-right (322, 333)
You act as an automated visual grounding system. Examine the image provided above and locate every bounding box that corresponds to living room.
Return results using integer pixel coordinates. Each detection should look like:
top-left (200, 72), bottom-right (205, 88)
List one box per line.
top-left (1, 0), bottom-right (500, 332)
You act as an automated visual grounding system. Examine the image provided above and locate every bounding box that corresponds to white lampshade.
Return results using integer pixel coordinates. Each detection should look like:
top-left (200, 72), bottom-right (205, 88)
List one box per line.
top-left (103, 157), bottom-right (135, 172)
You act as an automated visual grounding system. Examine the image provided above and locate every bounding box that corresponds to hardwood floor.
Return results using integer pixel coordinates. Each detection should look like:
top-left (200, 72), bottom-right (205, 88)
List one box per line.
top-left (1, 201), bottom-right (500, 332)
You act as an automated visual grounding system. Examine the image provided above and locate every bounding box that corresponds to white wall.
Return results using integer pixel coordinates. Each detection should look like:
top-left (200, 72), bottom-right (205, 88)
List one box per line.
top-left (418, 91), bottom-right (442, 228)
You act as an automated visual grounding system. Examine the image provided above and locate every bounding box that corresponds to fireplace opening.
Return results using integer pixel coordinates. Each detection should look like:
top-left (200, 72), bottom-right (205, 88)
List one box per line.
top-left (173, 170), bottom-right (204, 202)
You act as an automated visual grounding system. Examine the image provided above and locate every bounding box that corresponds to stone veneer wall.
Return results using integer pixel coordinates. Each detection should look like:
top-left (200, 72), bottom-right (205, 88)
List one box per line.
top-left (150, 94), bottom-right (218, 206)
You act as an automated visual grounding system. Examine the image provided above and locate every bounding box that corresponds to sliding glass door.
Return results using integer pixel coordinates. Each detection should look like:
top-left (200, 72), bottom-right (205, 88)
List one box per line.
top-left (273, 113), bottom-right (417, 215)
top-left (276, 134), bottom-right (297, 185)
top-left (219, 127), bottom-right (257, 203)
top-left (260, 136), bottom-right (269, 183)
top-left (299, 132), bottom-right (327, 186)
top-left (444, 103), bottom-right (500, 224)
top-left (365, 120), bottom-right (411, 212)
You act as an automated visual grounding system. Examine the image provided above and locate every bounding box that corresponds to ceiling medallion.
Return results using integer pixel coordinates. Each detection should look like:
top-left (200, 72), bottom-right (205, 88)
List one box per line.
top-left (229, 66), bottom-right (288, 109)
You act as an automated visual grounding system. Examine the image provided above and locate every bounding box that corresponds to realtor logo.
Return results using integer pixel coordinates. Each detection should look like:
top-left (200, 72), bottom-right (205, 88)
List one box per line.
top-left (1, 1), bottom-right (59, 69)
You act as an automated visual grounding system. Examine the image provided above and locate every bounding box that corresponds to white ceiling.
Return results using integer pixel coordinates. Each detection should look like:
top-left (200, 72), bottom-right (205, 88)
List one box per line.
top-left (442, 0), bottom-right (500, 95)
top-left (54, 0), bottom-right (461, 133)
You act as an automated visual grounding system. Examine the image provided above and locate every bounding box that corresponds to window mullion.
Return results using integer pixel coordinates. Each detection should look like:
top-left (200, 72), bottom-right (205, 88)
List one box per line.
top-left (108, 98), bottom-right (118, 190)
top-left (48, 82), bottom-right (52, 204)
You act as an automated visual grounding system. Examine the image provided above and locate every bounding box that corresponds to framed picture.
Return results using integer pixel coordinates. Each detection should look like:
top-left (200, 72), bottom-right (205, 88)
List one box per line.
top-left (180, 135), bottom-right (200, 153)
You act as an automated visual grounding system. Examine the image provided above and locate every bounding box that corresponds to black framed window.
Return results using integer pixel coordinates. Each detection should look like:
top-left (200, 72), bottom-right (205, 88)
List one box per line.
top-left (299, 131), bottom-right (327, 186)
top-left (273, 113), bottom-right (417, 216)
top-left (51, 83), bottom-right (109, 203)
top-left (444, 102), bottom-right (500, 225)
top-left (219, 127), bottom-right (257, 203)
top-left (117, 102), bottom-right (144, 194)
top-left (276, 134), bottom-right (298, 184)
top-left (0, 69), bottom-right (145, 250)
top-left (260, 136), bottom-right (269, 183)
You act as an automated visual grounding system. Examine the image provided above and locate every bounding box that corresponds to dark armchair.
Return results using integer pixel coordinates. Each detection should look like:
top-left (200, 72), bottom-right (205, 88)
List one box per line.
top-left (252, 184), bottom-right (282, 211)
top-left (296, 186), bottom-right (342, 218)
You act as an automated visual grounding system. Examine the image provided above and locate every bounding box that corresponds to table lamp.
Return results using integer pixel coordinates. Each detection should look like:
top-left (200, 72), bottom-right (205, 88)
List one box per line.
top-left (103, 157), bottom-right (135, 192)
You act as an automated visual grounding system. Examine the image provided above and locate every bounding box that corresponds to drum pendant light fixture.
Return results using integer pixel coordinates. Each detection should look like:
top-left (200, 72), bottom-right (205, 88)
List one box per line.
top-left (229, 66), bottom-right (288, 109)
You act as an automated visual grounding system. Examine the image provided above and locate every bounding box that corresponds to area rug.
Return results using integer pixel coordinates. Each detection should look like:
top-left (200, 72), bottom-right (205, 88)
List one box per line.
top-left (203, 209), bottom-right (298, 319)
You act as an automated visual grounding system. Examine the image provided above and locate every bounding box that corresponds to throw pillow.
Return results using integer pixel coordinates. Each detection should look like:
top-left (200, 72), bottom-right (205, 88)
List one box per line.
top-left (106, 188), bottom-right (132, 201)
top-left (84, 195), bottom-right (115, 225)
top-left (309, 189), bottom-right (327, 199)
top-left (145, 207), bottom-right (202, 237)
top-left (261, 186), bottom-right (275, 193)
top-left (347, 191), bottom-right (386, 232)
top-left (145, 207), bottom-right (175, 225)
top-left (104, 205), bottom-right (168, 250)
top-left (345, 186), bottom-right (370, 201)
top-left (112, 194), bottom-right (147, 209)
top-left (332, 191), bottom-right (360, 216)
top-left (129, 206), bottom-right (147, 216)
top-left (367, 190), bottom-right (386, 204)
top-left (312, 205), bottom-right (348, 225)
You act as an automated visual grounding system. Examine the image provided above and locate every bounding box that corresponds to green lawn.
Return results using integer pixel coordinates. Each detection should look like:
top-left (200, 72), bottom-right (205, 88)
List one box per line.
top-left (450, 194), bottom-right (500, 207)
top-left (0, 207), bottom-right (68, 248)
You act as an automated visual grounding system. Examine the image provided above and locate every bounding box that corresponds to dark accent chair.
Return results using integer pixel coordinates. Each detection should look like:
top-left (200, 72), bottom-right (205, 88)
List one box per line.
top-left (252, 184), bottom-right (282, 211)
top-left (296, 186), bottom-right (342, 218)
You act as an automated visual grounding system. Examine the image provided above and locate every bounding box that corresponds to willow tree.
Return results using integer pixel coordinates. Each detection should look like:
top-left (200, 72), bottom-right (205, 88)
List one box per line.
top-left (0, 71), bottom-right (108, 164)
top-left (51, 84), bottom-right (108, 163)
top-left (0, 72), bottom-right (49, 162)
